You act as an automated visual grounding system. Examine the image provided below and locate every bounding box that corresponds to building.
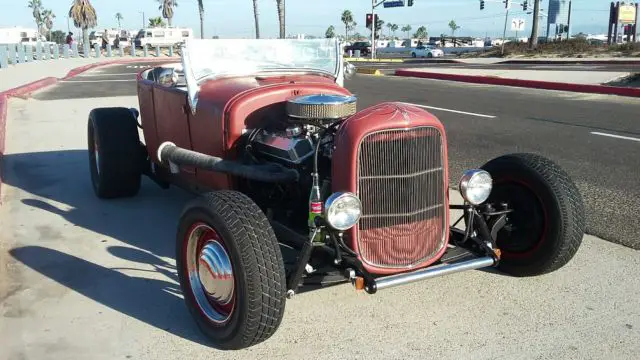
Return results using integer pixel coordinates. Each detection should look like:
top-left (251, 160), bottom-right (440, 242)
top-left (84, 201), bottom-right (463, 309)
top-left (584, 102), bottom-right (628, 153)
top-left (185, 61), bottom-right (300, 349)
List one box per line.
top-left (546, 0), bottom-right (571, 39)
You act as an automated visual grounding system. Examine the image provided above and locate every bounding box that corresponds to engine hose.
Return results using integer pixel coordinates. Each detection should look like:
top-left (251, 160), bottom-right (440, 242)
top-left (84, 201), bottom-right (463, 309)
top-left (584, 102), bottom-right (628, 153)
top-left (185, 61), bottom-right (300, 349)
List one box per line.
top-left (158, 142), bottom-right (299, 183)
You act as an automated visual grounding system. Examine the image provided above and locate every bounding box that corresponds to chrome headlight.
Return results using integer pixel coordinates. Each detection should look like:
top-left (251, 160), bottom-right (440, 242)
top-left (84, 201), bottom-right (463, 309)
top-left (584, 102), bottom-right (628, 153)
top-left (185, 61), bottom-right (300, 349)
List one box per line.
top-left (324, 192), bottom-right (362, 231)
top-left (459, 170), bottom-right (493, 205)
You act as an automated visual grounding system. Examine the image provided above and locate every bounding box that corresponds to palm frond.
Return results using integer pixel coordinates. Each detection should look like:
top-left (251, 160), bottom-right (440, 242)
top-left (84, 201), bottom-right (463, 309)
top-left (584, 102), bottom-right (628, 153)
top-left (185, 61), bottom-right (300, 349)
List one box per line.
top-left (68, 0), bottom-right (98, 29)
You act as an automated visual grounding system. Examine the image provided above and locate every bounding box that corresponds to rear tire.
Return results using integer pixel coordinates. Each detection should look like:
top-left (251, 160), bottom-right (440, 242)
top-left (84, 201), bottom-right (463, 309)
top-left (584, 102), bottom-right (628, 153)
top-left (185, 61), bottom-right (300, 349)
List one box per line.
top-left (411, 52), bottom-right (417, 58)
top-left (481, 153), bottom-right (585, 276)
top-left (176, 191), bottom-right (287, 350)
top-left (88, 107), bottom-right (142, 199)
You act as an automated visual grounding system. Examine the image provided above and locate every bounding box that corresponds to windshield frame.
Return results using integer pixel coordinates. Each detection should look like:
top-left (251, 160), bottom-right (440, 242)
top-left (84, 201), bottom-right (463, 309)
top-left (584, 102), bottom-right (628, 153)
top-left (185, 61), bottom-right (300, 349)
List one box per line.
top-left (181, 38), bottom-right (343, 114)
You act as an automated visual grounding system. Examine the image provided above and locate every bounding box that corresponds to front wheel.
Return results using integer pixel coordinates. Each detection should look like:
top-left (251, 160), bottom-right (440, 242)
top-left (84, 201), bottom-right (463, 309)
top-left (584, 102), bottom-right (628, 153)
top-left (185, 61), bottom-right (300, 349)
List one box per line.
top-left (176, 191), bottom-right (287, 349)
top-left (481, 153), bottom-right (585, 276)
top-left (411, 52), bottom-right (417, 58)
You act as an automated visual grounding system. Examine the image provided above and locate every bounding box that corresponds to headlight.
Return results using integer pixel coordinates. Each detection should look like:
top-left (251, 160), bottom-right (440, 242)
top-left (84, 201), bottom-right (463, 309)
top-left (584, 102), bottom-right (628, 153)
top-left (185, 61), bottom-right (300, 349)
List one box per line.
top-left (324, 192), bottom-right (362, 231)
top-left (459, 169), bottom-right (493, 205)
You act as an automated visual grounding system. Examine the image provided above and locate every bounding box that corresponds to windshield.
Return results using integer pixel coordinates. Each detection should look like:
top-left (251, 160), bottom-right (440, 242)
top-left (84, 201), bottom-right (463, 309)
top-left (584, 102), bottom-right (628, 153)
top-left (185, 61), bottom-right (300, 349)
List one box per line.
top-left (182, 38), bottom-right (340, 84)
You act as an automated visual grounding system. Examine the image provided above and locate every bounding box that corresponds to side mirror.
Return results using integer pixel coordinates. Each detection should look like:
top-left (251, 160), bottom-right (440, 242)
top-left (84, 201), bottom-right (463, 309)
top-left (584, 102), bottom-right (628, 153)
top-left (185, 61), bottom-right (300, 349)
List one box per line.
top-left (158, 68), bottom-right (178, 87)
top-left (344, 62), bottom-right (357, 80)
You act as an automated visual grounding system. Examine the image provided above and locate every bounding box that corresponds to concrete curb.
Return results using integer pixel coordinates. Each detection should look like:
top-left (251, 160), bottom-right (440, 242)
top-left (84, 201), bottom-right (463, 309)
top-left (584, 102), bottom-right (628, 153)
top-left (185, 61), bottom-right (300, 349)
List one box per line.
top-left (394, 69), bottom-right (640, 98)
top-left (356, 68), bottom-right (384, 76)
top-left (498, 59), bottom-right (640, 65)
top-left (0, 58), bottom-right (174, 203)
top-left (345, 57), bottom-right (462, 64)
top-left (63, 57), bottom-right (174, 80)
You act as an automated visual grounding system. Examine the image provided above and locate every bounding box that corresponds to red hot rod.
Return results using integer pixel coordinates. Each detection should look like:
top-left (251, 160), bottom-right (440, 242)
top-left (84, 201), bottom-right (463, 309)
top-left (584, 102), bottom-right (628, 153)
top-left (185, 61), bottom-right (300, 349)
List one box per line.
top-left (87, 39), bottom-right (585, 349)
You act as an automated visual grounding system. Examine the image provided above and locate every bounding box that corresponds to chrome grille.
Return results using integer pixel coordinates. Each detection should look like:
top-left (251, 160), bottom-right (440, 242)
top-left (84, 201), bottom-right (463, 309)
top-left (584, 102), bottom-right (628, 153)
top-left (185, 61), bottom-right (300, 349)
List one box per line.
top-left (357, 127), bottom-right (446, 268)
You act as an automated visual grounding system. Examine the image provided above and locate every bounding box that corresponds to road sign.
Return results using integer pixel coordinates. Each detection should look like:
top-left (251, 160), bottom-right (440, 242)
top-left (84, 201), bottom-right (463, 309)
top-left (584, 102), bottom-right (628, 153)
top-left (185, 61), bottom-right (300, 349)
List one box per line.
top-left (618, 3), bottom-right (637, 24)
top-left (383, 0), bottom-right (405, 8)
top-left (511, 18), bottom-right (525, 31)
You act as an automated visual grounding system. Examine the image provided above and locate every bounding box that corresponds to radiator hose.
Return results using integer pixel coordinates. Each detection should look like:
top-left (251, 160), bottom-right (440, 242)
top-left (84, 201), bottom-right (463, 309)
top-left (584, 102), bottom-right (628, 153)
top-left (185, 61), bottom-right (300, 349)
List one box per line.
top-left (157, 142), bottom-right (299, 183)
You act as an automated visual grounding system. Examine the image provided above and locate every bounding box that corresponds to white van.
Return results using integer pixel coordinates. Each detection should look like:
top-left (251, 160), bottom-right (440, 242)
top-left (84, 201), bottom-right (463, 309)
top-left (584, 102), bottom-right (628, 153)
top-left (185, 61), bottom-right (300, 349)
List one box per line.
top-left (0, 27), bottom-right (47, 45)
top-left (134, 27), bottom-right (194, 48)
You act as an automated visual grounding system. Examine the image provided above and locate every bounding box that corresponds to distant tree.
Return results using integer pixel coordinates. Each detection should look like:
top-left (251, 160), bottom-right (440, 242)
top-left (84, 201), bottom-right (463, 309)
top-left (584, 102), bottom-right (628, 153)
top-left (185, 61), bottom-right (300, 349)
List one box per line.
top-left (367, 18), bottom-right (384, 38)
top-left (68, 0), bottom-right (98, 50)
top-left (448, 20), bottom-right (460, 37)
top-left (48, 30), bottom-right (66, 43)
top-left (386, 23), bottom-right (393, 38)
top-left (28, 0), bottom-right (44, 36)
top-left (276, 0), bottom-right (285, 38)
top-left (401, 25), bottom-right (412, 38)
top-left (352, 32), bottom-right (363, 41)
top-left (148, 16), bottom-right (166, 27)
top-left (157, 0), bottom-right (177, 27)
top-left (413, 26), bottom-right (428, 39)
top-left (391, 23), bottom-right (399, 38)
top-left (197, 0), bottom-right (204, 38)
top-left (341, 10), bottom-right (354, 41)
top-left (325, 25), bottom-right (336, 38)
top-left (252, 0), bottom-right (260, 38)
top-left (41, 9), bottom-right (55, 39)
top-left (115, 12), bottom-right (123, 29)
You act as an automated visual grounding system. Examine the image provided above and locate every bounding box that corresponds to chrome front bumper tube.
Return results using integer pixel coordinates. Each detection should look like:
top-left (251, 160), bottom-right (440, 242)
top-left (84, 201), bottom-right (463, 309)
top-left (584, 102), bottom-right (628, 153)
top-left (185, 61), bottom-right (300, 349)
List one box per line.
top-left (366, 256), bottom-right (497, 293)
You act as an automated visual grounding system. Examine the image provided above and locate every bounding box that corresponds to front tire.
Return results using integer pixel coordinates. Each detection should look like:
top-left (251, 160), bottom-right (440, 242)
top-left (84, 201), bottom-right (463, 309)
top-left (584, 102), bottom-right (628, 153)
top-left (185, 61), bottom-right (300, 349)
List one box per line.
top-left (176, 191), bottom-right (287, 350)
top-left (481, 153), bottom-right (585, 276)
top-left (88, 107), bottom-right (142, 199)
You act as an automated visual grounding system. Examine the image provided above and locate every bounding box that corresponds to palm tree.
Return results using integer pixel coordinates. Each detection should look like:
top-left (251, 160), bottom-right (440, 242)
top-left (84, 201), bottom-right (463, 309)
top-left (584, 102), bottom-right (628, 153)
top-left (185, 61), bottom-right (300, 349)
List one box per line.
top-left (252, 0), bottom-right (260, 39)
top-left (42, 9), bottom-right (56, 40)
top-left (386, 23), bottom-right (392, 38)
top-left (402, 25), bottom-right (412, 39)
top-left (68, 0), bottom-right (98, 52)
top-left (341, 10), bottom-right (354, 42)
top-left (276, 0), bottom-right (285, 39)
top-left (197, 0), bottom-right (204, 38)
top-left (158, 0), bottom-right (177, 27)
top-left (391, 24), bottom-right (399, 39)
top-left (115, 12), bottom-right (123, 29)
top-left (529, 0), bottom-right (540, 49)
top-left (28, 0), bottom-right (43, 37)
top-left (148, 17), bottom-right (166, 28)
top-left (448, 20), bottom-right (460, 37)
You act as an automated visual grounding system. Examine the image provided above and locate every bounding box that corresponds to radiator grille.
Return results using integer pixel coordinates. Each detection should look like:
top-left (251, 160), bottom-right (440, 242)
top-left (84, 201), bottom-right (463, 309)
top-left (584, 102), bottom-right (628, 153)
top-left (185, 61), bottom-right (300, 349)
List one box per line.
top-left (357, 127), bottom-right (446, 268)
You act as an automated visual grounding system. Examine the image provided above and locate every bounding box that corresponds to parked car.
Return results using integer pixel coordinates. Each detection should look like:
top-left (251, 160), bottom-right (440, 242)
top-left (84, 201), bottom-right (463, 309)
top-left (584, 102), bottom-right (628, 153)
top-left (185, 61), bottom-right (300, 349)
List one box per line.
top-left (344, 41), bottom-right (371, 56)
top-left (86, 38), bottom-right (585, 350)
top-left (411, 45), bottom-right (445, 58)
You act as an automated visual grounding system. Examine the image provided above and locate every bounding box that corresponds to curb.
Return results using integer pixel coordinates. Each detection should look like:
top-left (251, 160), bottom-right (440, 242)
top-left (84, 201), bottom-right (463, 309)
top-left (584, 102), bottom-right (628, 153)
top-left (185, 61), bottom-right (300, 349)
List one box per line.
top-left (498, 59), bottom-right (640, 65)
top-left (0, 58), bottom-right (173, 203)
top-left (63, 57), bottom-right (174, 79)
top-left (345, 57), bottom-right (462, 64)
top-left (394, 69), bottom-right (640, 98)
top-left (356, 68), bottom-right (384, 76)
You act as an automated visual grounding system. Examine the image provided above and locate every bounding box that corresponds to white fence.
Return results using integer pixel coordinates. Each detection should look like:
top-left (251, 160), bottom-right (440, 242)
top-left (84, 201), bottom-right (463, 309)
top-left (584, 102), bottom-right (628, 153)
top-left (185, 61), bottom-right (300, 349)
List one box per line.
top-left (0, 42), bottom-right (180, 69)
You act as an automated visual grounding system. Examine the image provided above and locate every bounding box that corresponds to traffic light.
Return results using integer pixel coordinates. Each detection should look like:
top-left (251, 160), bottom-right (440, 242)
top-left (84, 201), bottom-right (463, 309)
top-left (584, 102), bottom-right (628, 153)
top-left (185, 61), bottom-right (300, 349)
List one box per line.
top-left (408, 0), bottom-right (414, 6)
top-left (522, 0), bottom-right (528, 11)
top-left (480, 0), bottom-right (485, 10)
top-left (366, 13), bottom-right (373, 28)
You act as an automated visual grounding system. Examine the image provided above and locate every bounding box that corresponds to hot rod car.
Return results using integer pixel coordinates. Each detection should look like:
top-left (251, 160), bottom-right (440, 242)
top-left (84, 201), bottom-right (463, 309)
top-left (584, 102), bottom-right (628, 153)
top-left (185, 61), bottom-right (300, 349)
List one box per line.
top-left (87, 38), bottom-right (585, 349)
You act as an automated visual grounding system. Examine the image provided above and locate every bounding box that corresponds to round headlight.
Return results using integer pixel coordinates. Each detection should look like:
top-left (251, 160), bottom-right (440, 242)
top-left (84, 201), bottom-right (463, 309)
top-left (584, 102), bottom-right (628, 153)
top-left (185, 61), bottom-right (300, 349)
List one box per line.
top-left (324, 192), bottom-right (362, 231)
top-left (459, 170), bottom-right (493, 205)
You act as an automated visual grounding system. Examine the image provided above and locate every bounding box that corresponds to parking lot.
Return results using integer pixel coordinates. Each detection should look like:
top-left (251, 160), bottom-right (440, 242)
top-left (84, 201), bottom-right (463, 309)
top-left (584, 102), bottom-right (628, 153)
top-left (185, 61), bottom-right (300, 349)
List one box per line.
top-left (1, 63), bottom-right (639, 359)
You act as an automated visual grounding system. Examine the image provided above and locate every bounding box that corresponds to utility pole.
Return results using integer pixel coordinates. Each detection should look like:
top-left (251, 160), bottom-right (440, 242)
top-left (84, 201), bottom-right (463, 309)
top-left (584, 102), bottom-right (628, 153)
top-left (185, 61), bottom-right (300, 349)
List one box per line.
top-left (66, 16), bottom-right (70, 32)
top-left (141, 11), bottom-right (146, 28)
top-left (501, 0), bottom-right (510, 56)
top-left (371, 0), bottom-right (376, 59)
top-left (566, 0), bottom-right (572, 40)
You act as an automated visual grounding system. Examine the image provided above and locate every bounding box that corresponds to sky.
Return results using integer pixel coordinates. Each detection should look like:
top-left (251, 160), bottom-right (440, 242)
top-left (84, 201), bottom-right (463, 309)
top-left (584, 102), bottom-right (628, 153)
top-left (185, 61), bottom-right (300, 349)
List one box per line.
top-left (0, 0), bottom-right (617, 39)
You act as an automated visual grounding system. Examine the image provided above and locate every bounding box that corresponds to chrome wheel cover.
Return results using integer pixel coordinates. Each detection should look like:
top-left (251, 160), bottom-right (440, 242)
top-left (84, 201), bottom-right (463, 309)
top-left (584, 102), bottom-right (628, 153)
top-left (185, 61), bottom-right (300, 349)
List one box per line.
top-left (186, 223), bottom-right (235, 324)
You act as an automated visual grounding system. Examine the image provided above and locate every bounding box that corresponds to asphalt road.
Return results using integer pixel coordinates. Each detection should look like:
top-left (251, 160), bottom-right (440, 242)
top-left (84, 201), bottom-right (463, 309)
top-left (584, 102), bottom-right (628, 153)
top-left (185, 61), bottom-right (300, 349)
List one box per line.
top-left (1, 62), bottom-right (639, 360)
top-left (32, 63), bottom-right (640, 250)
top-left (352, 61), bottom-right (640, 74)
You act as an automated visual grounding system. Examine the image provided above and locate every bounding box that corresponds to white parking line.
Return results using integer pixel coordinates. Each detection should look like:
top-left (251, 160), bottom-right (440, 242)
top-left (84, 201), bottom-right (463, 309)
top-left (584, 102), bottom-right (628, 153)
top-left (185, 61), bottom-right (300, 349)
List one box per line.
top-left (60, 79), bottom-right (136, 83)
top-left (590, 131), bottom-right (640, 142)
top-left (400, 102), bottom-right (496, 118)
top-left (77, 73), bottom-right (139, 77)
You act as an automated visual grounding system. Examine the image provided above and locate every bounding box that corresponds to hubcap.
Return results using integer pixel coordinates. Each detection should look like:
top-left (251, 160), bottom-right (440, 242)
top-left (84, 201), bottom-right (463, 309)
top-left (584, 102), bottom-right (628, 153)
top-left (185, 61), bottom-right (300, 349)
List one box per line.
top-left (186, 224), bottom-right (235, 324)
top-left (197, 241), bottom-right (234, 305)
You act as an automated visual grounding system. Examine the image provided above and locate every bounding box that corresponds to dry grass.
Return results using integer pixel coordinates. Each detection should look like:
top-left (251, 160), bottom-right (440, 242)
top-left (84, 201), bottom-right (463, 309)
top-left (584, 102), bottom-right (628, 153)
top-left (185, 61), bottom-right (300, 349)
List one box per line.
top-left (463, 39), bottom-right (640, 58)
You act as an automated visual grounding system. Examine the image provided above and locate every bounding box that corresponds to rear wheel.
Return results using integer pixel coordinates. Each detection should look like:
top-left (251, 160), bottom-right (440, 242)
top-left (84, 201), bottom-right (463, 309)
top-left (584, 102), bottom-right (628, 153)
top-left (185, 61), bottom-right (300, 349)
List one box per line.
top-left (411, 52), bottom-right (417, 58)
top-left (88, 107), bottom-right (143, 199)
top-left (427, 52), bottom-right (434, 58)
top-left (176, 191), bottom-right (287, 350)
top-left (481, 153), bottom-right (585, 276)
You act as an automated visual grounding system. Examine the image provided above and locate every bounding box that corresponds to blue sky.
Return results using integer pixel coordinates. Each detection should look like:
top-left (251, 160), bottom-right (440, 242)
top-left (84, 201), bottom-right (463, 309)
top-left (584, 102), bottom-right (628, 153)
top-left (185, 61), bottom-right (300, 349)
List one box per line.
top-left (0, 0), bottom-right (615, 38)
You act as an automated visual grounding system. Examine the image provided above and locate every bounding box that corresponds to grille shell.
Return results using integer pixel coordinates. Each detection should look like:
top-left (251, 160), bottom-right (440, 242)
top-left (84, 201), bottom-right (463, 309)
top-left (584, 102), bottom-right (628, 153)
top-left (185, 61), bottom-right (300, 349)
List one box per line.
top-left (356, 126), bottom-right (447, 269)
